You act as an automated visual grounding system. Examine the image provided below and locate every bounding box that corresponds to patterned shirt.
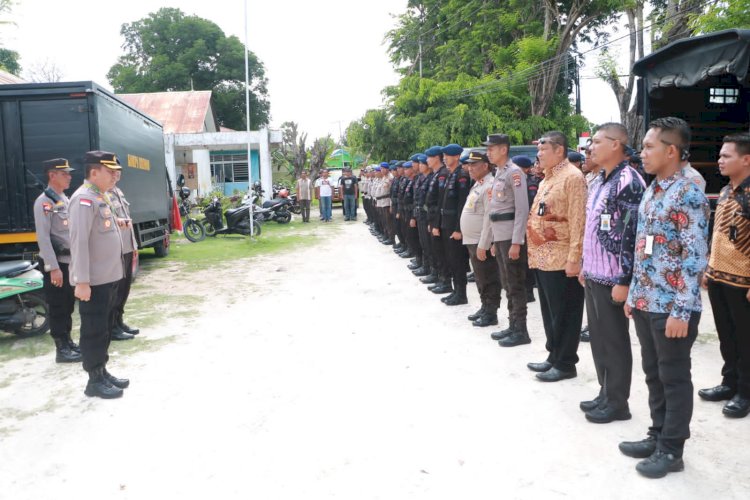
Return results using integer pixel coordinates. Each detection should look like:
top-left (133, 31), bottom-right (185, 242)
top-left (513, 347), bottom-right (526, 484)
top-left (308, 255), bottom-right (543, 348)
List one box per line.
top-left (627, 173), bottom-right (710, 322)
top-left (705, 175), bottom-right (750, 288)
top-left (583, 163), bottom-right (646, 286)
top-left (527, 160), bottom-right (588, 271)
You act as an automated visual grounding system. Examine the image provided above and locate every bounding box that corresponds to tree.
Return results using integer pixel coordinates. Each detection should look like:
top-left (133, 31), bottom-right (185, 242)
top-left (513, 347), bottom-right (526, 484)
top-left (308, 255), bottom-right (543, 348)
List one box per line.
top-left (277, 121), bottom-right (308, 179)
top-left (308, 135), bottom-right (333, 183)
top-left (0, 48), bottom-right (20, 75)
top-left (690, 0), bottom-right (750, 34)
top-left (648, 0), bottom-right (704, 49)
top-left (24, 58), bottom-right (65, 82)
top-left (107, 7), bottom-right (270, 130)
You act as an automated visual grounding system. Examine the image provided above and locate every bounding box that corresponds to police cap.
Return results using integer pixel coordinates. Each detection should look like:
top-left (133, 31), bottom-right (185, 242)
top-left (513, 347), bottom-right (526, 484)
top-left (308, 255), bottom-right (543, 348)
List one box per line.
top-left (380, 162), bottom-right (390, 168)
top-left (481, 134), bottom-right (511, 147)
top-left (441, 144), bottom-right (463, 156)
top-left (42, 158), bottom-right (74, 172)
top-left (84, 150), bottom-right (122, 169)
top-left (403, 161), bottom-right (413, 168)
top-left (424, 146), bottom-right (443, 157)
top-left (568, 151), bottom-right (585, 163)
top-left (512, 155), bottom-right (533, 168)
top-left (416, 154), bottom-right (428, 164)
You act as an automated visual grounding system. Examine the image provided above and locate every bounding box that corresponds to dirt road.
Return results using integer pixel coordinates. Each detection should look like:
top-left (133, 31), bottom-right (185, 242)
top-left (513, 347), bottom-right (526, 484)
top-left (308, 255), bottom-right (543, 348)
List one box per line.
top-left (1, 220), bottom-right (748, 499)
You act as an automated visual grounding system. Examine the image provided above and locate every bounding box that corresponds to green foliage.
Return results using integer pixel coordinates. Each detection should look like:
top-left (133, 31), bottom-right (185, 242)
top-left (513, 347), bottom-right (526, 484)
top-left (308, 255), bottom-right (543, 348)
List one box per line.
top-left (0, 48), bottom-right (20, 75)
top-left (107, 7), bottom-right (270, 129)
top-left (690, 1), bottom-right (750, 34)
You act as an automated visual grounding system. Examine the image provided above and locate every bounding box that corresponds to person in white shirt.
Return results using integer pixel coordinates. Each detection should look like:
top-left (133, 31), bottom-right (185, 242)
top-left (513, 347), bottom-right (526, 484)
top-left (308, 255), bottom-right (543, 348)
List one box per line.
top-left (315, 169), bottom-right (334, 222)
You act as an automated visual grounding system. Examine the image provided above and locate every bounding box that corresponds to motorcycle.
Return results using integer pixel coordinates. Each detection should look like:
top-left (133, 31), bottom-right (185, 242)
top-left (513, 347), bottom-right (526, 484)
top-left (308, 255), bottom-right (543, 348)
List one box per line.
top-left (177, 175), bottom-right (206, 243)
top-left (0, 261), bottom-right (49, 337)
top-left (202, 196), bottom-right (261, 237)
top-left (247, 182), bottom-right (293, 224)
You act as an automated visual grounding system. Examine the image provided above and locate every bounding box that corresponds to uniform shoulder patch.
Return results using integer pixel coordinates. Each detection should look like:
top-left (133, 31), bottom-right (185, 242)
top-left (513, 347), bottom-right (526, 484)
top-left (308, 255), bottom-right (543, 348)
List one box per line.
top-left (79, 199), bottom-right (93, 207)
top-left (458, 177), bottom-right (468, 184)
top-left (512, 173), bottom-right (522, 187)
top-left (42, 202), bottom-right (52, 213)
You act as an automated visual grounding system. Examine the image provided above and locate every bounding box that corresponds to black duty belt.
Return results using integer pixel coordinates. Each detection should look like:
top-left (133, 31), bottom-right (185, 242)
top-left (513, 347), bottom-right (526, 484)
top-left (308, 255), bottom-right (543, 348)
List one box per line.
top-left (441, 209), bottom-right (457, 215)
top-left (376, 195), bottom-right (389, 200)
top-left (490, 212), bottom-right (515, 222)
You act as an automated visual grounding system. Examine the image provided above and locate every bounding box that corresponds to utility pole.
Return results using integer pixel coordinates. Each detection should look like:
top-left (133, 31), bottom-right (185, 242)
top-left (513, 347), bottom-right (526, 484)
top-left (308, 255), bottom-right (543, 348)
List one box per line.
top-left (244, 0), bottom-right (254, 237)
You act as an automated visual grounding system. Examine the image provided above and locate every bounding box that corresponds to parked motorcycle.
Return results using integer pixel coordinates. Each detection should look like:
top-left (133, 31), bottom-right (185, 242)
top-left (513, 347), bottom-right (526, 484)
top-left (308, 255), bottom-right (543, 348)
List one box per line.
top-left (203, 196), bottom-right (261, 237)
top-left (0, 261), bottom-right (49, 337)
top-left (247, 182), bottom-right (293, 224)
top-left (177, 176), bottom-right (206, 243)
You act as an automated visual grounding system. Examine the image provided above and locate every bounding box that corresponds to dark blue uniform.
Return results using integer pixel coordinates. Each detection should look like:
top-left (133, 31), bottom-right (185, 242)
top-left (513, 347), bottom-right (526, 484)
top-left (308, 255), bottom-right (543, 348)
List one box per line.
top-left (414, 172), bottom-right (434, 273)
top-left (440, 165), bottom-right (472, 291)
top-left (426, 166), bottom-right (449, 283)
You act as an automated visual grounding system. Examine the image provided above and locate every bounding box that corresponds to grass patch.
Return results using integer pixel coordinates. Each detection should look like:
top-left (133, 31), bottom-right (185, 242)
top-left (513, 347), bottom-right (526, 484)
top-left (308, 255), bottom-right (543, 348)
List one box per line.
top-left (0, 333), bottom-right (54, 363)
top-left (108, 334), bottom-right (179, 356)
top-left (122, 294), bottom-right (203, 330)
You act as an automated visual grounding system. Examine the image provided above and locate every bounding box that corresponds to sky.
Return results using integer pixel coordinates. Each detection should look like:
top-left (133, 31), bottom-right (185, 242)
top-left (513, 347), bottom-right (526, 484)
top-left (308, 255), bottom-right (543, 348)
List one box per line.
top-left (4, 0), bottom-right (625, 142)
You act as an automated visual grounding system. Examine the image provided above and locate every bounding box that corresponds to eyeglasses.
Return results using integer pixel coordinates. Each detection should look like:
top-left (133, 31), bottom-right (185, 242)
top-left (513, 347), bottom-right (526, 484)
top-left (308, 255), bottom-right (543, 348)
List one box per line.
top-left (537, 138), bottom-right (561, 147)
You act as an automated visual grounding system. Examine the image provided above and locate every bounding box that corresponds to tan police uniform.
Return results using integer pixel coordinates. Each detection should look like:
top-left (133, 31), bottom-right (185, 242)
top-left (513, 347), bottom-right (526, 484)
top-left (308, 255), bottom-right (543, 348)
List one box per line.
top-left (109, 186), bottom-right (140, 336)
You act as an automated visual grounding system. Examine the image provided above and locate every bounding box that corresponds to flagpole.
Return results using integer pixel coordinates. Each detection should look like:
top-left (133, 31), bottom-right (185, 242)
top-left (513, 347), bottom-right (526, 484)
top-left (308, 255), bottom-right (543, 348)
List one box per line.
top-left (244, 0), bottom-right (254, 238)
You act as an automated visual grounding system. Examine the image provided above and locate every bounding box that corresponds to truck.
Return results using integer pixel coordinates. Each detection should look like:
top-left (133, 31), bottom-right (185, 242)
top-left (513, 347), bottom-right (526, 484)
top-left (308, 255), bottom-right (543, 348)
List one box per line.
top-left (0, 81), bottom-right (174, 260)
top-left (632, 28), bottom-right (750, 205)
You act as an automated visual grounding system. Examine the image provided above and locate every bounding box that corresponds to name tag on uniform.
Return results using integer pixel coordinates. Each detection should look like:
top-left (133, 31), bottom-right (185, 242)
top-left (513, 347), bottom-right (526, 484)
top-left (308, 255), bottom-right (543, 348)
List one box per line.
top-left (537, 202), bottom-right (546, 216)
top-left (645, 235), bottom-right (654, 256)
top-left (600, 213), bottom-right (611, 232)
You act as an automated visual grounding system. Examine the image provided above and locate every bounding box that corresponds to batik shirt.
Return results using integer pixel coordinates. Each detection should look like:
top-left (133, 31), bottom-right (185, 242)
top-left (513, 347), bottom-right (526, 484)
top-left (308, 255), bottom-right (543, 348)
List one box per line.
top-left (582, 163), bottom-right (646, 286)
top-left (705, 176), bottom-right (750, 288)
top-left (627, 173), bottom-right (710, 321)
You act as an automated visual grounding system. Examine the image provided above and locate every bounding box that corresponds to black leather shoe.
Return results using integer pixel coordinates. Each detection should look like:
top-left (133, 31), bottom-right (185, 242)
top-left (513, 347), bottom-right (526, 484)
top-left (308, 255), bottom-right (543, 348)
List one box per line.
top-left (580, 326), bottom-right (590, 343)
top-left (441, 292), bottom-right (456, 303)
top-left (467, 272), bottom-right (475, 283)
top-left (399, 252), bottom-right (414, 259)
top-left (84, 367), bottom-right (124, 399)
top-left (499, 330), bottom-right (531, 347)
top-left (698, 384), bottom-right (735, 402)
top-left (536, 367), bottom-right (576, 382)
top-left (636, 450), bottom-right (684, 479)
top-left (618, 436), bottom-right (657, 458)
top-left (66, 334), bottom-right (81, 353)
top-left (103, 367), bottom-right (130, 389)
top-left (579, 395), bottom-right (604, 412)
top-left (111, 327), bottom-right (135, 341)
top-left (407, 262), bottom-right (422, 270)
top-left (723, 395), bottom-right (750, 418)
top-left (491, 326), bottom-right (515, 341)
top-left (420, 274), bottom-right (438, 284)
top-left (430, 283), bottom-right (454, 294)
top-left (393, 244), bottom-right (404, 252)
top-left (54, 339), bottom-right (82, 363)
top-left (527, 361), bottom-right (552, 373)
top-left (473, 314), bottom-right (498, 327)
top-left (413, 267), bottom-right (430, 277)
top-left (120, 322), bottom-right (139, 335)
top-left (444, 294), bottom-right (468, 306)
top-left (409, 258), bottom-right (419, 265)
top-left (585, 405), bottom-right (632, 424)
top-left (467, 306), bottom-right (485, 321)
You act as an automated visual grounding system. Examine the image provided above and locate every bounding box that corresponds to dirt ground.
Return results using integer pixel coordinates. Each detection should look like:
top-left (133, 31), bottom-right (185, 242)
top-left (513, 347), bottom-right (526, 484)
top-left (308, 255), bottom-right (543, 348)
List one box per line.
top-left (1, 217), bottom-right (749, 499)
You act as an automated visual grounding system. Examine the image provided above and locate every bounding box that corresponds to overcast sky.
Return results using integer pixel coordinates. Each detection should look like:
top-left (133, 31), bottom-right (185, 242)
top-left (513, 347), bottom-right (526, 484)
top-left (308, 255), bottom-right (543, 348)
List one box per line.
top-left (5, 0), bottom-right (625, 141)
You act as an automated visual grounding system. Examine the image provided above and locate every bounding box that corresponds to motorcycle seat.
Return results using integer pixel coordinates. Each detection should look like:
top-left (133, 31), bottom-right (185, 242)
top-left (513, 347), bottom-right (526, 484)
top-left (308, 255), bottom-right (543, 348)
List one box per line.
top-left (262, 199), bottom-right (287, 208)
top-left (0, 261), bottom-right (34, 278)
top-left (225, 207), bottom-right (246, 217)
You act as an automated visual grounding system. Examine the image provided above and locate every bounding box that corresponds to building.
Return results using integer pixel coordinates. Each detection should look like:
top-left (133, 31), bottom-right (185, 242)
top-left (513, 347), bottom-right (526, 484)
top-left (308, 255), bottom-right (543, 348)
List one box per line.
top-left (118, 90), bottom-right (281, 198)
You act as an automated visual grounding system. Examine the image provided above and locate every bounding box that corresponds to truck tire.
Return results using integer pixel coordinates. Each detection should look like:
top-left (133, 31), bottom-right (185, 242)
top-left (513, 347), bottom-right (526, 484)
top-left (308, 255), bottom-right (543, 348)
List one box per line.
top-left (184, 219), bottom-right (206, 242)
top-left (12, 292), bottom-right (50, 338)
top-left (153, 233), bottom-right (170, 257)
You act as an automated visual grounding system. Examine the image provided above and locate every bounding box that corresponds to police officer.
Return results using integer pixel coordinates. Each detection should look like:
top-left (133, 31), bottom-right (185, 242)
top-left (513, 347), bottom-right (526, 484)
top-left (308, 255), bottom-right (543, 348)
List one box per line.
top-left (376, 163), bottom-right (394, 244)
top-left (391, 162), bottom-right (408, 255)
top-left (424, 146), bottom-right (451, 293)
top-left (513, 155), bottom-right (540, 303)
top-left (109, 171), bottom-right (139, 340)
top-left (33, 158), bottom-right (81, 363)
top-left (70, 151), bottom-right (129, 399)
top-left (439, 144), bottom-right (471, 305)
top-left (413, 154), bottom-right (435, 280)
top-left (482, 134), bottom-right (530, 347)
top-left (401, 160), bottom-right (422, 265)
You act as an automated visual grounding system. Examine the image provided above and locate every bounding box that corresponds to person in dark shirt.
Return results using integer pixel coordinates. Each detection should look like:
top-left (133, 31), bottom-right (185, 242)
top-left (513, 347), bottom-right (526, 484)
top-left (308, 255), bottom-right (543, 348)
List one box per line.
top-left (340, 168), bottom-right (358, 221)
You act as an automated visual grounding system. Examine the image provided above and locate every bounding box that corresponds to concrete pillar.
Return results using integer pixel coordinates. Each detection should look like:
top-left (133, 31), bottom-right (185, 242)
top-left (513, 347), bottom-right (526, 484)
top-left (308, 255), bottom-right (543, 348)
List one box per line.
top-left (193, 149), bottom-right (211, 196)
top-left (259, 127), bottom-right (272, 201)
top-left (163, 134), bottom-right (177, 189)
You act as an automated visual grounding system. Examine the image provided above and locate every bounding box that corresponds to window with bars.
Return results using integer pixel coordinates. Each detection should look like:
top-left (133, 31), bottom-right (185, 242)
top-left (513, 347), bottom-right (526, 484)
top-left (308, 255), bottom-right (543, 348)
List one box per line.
top-left (210, 152), bottom-right (249, 183)
top-left (709, 87), bottom-right (739, 104)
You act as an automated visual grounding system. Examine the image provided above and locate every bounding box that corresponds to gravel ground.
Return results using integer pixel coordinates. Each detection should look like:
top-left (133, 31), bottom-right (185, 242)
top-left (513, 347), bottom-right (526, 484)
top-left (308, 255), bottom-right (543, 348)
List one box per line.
top-left (0, 218), bottom-right (748, 499)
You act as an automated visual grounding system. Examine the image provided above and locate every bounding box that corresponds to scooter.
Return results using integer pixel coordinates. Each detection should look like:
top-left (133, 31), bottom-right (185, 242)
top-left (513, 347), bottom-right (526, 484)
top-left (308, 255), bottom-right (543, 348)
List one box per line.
top-left (246, 183), bottom-right (292, 224)
top-left (0, 261), bottom-right (49, 337)
top-left (203, 197), bottom-right (261, 237)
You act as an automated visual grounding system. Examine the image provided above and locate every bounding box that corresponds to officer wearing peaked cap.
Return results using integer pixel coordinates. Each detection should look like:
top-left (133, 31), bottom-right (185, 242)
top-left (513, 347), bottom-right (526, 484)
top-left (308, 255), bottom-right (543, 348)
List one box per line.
top-left (34, 158), bottom-right (82, 364)
top-left (69, 150), bottom-right (129, 399)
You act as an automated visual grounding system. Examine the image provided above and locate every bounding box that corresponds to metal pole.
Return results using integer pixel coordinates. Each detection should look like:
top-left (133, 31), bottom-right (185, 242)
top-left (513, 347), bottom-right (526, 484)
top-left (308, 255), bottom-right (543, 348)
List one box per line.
top-left (244, 0), bottom-right (254, 237)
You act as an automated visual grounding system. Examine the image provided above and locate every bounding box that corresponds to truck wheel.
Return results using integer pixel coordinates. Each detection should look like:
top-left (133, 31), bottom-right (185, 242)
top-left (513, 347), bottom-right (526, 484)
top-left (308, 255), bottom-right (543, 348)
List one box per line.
top-left (154, 234), bottom-right (170, 257)
top-left (184, 220), bottom-right (206, 242)
top-left (13, 292), bottom-right (50, 338)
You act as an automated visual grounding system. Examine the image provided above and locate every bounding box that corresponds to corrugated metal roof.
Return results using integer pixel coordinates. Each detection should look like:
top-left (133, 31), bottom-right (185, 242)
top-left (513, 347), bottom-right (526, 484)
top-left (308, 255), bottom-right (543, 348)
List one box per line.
top-left (0, 70), bottom-right (26, 84)
top-left (117, 90), bottom-right (214, 133)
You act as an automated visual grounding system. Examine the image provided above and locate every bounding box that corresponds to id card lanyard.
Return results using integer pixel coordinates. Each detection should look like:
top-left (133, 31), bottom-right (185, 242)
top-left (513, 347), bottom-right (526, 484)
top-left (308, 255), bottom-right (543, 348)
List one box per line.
top-left (643, 178), bottom-right (678, 256)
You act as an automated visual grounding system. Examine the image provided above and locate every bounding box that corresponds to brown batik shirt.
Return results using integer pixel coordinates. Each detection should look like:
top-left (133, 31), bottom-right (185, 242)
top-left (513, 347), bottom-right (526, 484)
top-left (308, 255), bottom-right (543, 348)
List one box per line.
top-left (706, 175), bottom-right (750, 288)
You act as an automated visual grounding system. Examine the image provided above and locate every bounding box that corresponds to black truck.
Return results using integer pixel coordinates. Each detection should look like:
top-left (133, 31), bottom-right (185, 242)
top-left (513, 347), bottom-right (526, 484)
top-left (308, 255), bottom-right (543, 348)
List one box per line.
top-left (0, 81), bottom-right (173, 260)
top-left (632, 29), bottom-right (750, 204)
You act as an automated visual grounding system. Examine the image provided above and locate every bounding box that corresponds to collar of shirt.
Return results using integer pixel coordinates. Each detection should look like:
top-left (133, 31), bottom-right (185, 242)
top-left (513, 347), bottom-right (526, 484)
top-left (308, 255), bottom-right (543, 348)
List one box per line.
top-left (653, 172), bottom-right (680, 193)
top-left (731, 174), bottom-right (750, 194)
top-left (544, 159), bottom-right (568, 178)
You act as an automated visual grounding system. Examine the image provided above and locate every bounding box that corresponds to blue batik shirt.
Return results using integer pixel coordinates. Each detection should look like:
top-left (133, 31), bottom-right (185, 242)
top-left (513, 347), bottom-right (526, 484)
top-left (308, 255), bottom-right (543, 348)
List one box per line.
top-left (627, 172), bottom-right (710, 322)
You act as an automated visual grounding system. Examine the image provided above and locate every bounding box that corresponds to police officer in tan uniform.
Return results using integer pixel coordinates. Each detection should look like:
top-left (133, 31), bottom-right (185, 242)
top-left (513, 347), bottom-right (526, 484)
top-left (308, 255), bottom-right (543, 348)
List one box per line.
top-left (33, 158), bottom-right (81, 363)
top-left (70, 151), bottom-right (129, 399)
top-left (109, 171), bottom-right (139, 340)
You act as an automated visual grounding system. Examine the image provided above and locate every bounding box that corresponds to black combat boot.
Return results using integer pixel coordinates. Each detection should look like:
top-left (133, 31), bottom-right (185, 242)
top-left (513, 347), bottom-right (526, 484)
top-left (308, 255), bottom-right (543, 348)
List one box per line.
top-left (467, 305), bottom-right (486, 321)
top-left (119, 320), bottom-right (139, 335)
top-left (54, 338), bottom-right (82, 363)
top-left (65, 333), bottom-right (81, 353)
top-left (441, 291), bottom-right (456, 303)
top-left (473, 311), bottom-right (498, 327)
top-left (111, 324), bottom-right (134, 341)
top-left (430, 278), bottom-right (454, 294)
top-left (419, 270), bottom-right (438, 283)
top-left (84, 367), bottom-right (124, 399)
top-left (499, 326), bottom-right (531, 347)
top-left (103, 366), bottom-right (130, 389)
top-left (444, 283), bottom-right (468, 305)
top-left (407, 260), bottom-right (422, 270)
top-left (491, 321), bottom-right (515, 340)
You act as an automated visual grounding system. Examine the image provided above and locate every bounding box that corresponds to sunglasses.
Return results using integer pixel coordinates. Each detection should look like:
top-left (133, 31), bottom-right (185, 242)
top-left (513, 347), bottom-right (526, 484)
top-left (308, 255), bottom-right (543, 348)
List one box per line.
top-left (537, 138), bottom-right (561, 147)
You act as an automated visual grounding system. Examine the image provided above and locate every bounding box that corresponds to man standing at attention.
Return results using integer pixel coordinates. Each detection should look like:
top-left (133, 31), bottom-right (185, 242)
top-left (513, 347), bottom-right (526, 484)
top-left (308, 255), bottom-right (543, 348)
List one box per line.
top-left (69, 151), bottom-right (129, 399)
top-left (621, 117), bottom-right (709, 478)
top-left (579, 123), bottom-right (645, 424)
top-left (526, 131), bottom-right (587, 382)
top-left (700, 133), bottom-right (750, 418)
top-left (315, 168), bottom-right (334, 222)
top-left (296, 170), bottom-right (312, 223)
top-left (33, 158), bottom-right (81, 363)
top-left (109, 170), bottom-right (139, 341)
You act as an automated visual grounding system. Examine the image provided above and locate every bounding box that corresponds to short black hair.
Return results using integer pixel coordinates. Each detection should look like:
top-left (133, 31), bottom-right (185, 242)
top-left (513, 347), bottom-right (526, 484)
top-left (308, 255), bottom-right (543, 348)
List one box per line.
top-left (724, 133), bottom-right (750, 156)
top-left (541, 130), bottom-right (568, 151)
top-left (648, 116), bottom-right (691, 153)
top-left (85, 163), bottom-right (101, 179)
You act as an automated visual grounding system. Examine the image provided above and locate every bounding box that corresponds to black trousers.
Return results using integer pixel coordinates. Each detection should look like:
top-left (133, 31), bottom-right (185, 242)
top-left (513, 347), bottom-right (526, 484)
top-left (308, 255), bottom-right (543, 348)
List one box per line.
top-left (404, 214), bottom-right (421, 259)
top-left (113, 252), bottom-right (134, 326)
top-left (535, 270), bottom-right (584, 372)
top-left (708, 281), bottom-right (750, 397)
top-left (79, 282), bottom-right (118, 372)
top-left (585, 280), bottom-right (632, 410)
top-left (40, 260), bottom-right (75, 341)
top-left (431, 232), bottom-right (447, 280)
top-left (300, 199), bottom-right (311, 222)
top-left (394, 209), bottom-right (405, 245)
top-left (467, 244), bottom-right (501, 309)
top-left (442, 231), bottom-right (467, 286)
top-left (494, 241), bottom-right (528, 329)
top-left (417, 215), bottom-right (432, 269)
top-left (632, 309), bottom-right (700, 457)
